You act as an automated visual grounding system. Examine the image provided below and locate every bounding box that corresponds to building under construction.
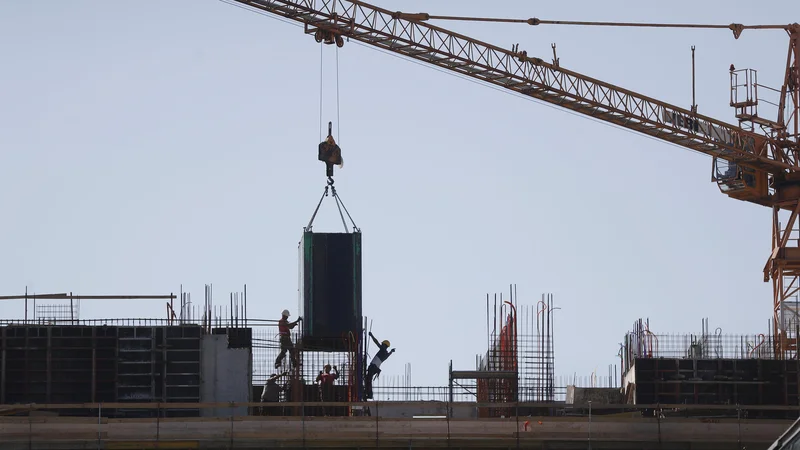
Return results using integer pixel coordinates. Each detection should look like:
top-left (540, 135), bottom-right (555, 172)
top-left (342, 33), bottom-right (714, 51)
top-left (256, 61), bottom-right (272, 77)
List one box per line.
top-left (1, 137), bottom-right (798, 446)
top-left (0, 285), bottom-right (558, 418)
top-left (2, 286), bottom-right (800, 448)
top-left (2, 0), bottom-right (800, 447)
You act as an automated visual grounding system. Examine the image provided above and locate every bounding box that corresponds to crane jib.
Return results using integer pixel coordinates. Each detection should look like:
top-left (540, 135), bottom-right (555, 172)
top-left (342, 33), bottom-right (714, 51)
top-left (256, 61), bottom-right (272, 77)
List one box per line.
top-left (662, 109), bottom-right (757, 155)
top-left (240, 0), bottom-right (790, 171)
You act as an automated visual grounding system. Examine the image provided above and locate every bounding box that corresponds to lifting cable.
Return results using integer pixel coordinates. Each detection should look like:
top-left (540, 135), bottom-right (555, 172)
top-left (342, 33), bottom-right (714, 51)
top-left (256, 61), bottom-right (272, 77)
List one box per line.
top-left (307, 43), bottom-right (358, 233)
top-left (318, 41), bottom-right (342, 143)
top-left (394, 11), bottom-right (792, 38)
top-left (319, 43), bottom-right (324, 142)
top-left (304, 180), bottom-right (359, 232)
top-left (336, 46), bottom-right (341, 144)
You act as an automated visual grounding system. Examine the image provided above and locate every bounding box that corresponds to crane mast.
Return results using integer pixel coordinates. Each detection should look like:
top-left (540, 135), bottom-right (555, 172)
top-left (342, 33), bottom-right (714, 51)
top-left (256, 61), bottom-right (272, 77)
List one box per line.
top-left (235, 0), bottom-right (799, 358)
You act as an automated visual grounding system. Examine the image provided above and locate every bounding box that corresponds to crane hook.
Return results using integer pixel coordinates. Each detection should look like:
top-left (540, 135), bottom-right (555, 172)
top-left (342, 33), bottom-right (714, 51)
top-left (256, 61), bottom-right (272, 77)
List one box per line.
top-left (551, 43), bottom-right (559, 67)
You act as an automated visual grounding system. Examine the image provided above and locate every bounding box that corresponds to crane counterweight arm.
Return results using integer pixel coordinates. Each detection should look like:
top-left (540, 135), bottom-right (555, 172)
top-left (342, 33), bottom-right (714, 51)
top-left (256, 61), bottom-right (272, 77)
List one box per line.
top-left (239, 0), bottom-right (797, 174)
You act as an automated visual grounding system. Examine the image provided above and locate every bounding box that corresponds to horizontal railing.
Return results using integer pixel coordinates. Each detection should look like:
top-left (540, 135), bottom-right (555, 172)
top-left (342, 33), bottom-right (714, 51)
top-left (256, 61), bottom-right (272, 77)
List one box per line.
top-left (2, 401), bottom-right (800, 412)
top-left (0, 318), bottom-right (277, 327)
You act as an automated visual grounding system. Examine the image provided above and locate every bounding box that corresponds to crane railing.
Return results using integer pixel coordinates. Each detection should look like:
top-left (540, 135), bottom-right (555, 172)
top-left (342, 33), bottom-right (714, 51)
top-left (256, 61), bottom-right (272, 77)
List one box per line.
top-left (239, 0), bottom-right (796, 173)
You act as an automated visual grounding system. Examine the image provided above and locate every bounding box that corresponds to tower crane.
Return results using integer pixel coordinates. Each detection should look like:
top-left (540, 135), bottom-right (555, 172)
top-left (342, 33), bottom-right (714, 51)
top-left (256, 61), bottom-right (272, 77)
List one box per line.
top-left (229, 0), bottom-right (800, 359)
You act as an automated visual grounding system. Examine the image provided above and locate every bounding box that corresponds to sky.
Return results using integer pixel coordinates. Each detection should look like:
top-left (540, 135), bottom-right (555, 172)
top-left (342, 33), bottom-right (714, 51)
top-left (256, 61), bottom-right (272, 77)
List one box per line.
top-left (0, 0), bottom-right (797, 387)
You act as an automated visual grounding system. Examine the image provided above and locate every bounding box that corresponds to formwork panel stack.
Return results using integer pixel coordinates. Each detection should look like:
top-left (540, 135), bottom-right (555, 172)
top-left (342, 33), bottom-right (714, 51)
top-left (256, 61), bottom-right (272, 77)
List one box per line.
top-left (3, 327), bottom-right (48, 404)
top-left (633, 357), bottom-right (799, 412)
top-left (0, 324), bottom-right (206, 418)
top-left (49, 326), bottom-right (93, 405)
top-left (116, 326), bottom-right (162, 417)
top-left (164, 325), bottom-right (202, 417)
top-left (623, 319), bottom-right (800, 418)
top-left (95, 326), bottom-right (117, 403)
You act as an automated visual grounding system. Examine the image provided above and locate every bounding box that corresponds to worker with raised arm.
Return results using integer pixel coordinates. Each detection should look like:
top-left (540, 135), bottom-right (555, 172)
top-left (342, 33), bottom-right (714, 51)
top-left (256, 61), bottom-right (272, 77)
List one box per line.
top-left (260, 371), bottom-right (288, 416)
top-left (316, 364), bottom-right (340, 416)
top-left (364, 331), bottom-right (395, 400)
top-left (275, 309), bottom-right (302, 369)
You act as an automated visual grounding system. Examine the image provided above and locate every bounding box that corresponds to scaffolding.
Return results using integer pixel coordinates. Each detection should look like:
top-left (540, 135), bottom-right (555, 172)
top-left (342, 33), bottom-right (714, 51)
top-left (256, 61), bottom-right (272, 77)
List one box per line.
top-left (251, 318), bottom-right (364, 416)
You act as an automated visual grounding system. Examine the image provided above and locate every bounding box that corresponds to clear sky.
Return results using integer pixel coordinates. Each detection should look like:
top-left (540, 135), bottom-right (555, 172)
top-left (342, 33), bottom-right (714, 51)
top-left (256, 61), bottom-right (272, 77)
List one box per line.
top-left (0, 0), bottom-right (796, 387)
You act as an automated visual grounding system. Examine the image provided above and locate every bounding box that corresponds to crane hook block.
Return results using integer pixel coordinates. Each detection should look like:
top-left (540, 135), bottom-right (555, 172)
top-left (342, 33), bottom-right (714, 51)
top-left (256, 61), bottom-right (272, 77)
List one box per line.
top-left (318, 125), bottom-right (343, 178)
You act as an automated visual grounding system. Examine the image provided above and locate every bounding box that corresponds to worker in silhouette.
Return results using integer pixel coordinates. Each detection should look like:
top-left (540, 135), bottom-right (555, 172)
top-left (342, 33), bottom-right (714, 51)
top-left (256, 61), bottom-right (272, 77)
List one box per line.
top-left (318, 122), bottom-right (343, 179)
top-left (275, 309), bottom-right (302, 369)
top-left (364, 331), bottom-right (395, 400)
top-left (260, 371), bottom-right (288, 416)
top-left (316, 364), bottom-right (340, 416)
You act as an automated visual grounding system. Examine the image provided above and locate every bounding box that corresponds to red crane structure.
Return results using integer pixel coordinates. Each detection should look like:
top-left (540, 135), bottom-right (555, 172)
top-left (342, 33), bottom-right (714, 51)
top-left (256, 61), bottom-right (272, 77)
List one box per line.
top-left (231, 0), bottom-right (799, 359)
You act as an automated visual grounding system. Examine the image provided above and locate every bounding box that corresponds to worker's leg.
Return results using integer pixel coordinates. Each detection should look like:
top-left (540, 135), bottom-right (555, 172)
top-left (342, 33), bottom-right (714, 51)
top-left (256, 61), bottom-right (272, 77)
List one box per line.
top-left (276, 336), bottom-right (293, 368)
top-left (364, 372), bottom-right (372, 399)
top-left (287, 336), bottom-right (300, 368)
top-left (275, 348), bottom-right (287, 368)
top-left (275, 336), bottom-right (290, 368)
top-left (365, 364), bottom-right (378, 399)
top-left (275, 350), bottom-right (286, 368)
top-left (320, 387), bottom-right (327, 416)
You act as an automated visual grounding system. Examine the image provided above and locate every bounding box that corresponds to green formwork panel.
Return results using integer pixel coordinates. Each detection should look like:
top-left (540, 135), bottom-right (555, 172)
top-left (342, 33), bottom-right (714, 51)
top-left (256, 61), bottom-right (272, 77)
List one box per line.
top-left (298, 231), bottom-right (362, 350)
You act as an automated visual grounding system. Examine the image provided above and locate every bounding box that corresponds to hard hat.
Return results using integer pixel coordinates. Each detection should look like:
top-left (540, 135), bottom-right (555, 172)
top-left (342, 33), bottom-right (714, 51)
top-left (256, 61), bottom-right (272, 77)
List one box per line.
top-left (282, 309), bottom-right (290, 317)
top-left (382, 340), bottom-right (390, 347)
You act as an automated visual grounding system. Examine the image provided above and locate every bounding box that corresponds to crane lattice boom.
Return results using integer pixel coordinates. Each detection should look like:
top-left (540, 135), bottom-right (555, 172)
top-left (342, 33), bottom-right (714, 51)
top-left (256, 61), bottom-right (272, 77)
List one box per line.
top-left (239, 0), bottom-right (797, 178)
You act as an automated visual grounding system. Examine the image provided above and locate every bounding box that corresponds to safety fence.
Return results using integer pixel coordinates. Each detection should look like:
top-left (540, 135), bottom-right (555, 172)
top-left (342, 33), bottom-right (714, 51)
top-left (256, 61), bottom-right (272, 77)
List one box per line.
top-left (0, 401), bottom-right (795, 448)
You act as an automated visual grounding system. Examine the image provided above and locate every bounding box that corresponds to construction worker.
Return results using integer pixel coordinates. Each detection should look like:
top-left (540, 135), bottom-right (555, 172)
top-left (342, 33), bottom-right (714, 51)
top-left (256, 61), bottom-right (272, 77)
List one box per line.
top-left (364, 331), bottom-right (395, 400)
top-left (260, 372), bottom-right (287, 416)
top-left (316, 364), bottom-right (340, 416)
top-left (275, 309), bottom-right (302, 369)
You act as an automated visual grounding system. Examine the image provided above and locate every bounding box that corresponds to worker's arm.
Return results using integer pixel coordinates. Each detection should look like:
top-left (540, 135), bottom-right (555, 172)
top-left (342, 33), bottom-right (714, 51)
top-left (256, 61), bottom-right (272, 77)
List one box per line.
top-left (385, 348), bottom-right (396, 359)
top-left (332, 367), bottom-right (339, 379)
top-left (368, 331), bottom-right (380, 347)
top-left (289, 317), bottom-right (303, 328)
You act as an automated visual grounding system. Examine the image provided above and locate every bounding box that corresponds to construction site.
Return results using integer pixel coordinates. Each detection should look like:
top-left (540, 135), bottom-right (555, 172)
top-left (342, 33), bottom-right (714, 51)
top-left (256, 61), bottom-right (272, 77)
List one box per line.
top-left (1, 0), bottom-right (800, 449)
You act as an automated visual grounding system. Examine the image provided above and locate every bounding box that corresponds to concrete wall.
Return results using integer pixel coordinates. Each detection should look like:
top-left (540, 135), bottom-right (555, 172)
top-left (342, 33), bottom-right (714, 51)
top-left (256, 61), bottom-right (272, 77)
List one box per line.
top-left (200, 335), bottom-right (252, 417)
top-left (566, 386), bottom-right (624, 404)
top-left (373, 402), bottom-right (477, 419)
